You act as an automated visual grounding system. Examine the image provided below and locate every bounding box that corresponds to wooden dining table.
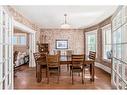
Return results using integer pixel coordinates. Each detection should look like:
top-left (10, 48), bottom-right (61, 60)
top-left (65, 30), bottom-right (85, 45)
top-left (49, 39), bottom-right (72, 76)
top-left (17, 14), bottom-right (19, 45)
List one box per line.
top-left (36, 55), bottom-right (95, 83)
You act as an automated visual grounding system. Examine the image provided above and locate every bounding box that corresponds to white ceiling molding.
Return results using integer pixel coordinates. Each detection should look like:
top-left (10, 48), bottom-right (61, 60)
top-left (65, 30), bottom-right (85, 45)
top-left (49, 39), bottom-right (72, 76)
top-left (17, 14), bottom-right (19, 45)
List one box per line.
top-left (14, 20), bottom-right (37, 34)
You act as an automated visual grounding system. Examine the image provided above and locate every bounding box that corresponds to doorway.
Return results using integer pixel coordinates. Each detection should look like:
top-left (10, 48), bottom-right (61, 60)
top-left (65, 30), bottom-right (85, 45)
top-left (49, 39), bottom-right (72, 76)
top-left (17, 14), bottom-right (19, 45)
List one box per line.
top-left (13, 20), bottom-right (36, 67)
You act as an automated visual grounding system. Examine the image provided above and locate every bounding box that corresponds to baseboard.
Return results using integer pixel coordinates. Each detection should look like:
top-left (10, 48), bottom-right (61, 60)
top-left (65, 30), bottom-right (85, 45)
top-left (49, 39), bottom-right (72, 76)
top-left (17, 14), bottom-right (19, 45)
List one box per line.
top-left (95, 62), bottom-right (111, 74)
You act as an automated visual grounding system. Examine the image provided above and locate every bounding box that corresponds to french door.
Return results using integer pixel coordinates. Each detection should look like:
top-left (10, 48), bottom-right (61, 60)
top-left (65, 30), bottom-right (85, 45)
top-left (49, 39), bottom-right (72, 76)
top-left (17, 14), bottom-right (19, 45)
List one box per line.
top-left (112, 6), bottom-right (127, 89)
top-left (0, 6), bottom-right (13, 89)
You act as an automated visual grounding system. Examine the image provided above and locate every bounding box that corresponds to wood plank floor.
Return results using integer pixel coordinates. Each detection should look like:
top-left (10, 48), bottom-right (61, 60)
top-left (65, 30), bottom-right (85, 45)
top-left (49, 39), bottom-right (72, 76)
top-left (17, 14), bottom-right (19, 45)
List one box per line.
top-left (14, 64), bottom-right (115, 89)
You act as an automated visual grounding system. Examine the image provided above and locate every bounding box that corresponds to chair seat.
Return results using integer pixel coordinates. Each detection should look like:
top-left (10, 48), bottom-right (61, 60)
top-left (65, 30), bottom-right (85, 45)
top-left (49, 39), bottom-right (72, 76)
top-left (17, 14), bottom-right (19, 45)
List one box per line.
top-left (70, 64), bottom-right (82, 69)
top-left (41, 65), bottom-right (47, 68)
top-left (73, 69), bottom-right (82, 72)
top-left (48, 63), bottom-right (59, 67)
top-left (49, 67), bottom-right (59, 73)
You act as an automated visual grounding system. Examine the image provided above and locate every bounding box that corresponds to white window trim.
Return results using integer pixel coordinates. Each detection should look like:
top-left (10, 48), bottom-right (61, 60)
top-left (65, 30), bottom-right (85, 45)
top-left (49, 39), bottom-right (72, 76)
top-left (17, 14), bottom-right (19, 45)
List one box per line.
top-left (102, 24), bottom-right (111, 61)
top-left (85, 30), bottom-right (97, 56)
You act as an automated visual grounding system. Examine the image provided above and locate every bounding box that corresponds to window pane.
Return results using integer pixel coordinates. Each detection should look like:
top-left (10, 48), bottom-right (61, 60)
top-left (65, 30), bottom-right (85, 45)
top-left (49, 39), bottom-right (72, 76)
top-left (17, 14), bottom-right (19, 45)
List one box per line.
top-left (102, 25), bottom-right (111, 60)
top-left (88, 34), bottom-right (96, 52)
top-left (13, 36), bottom-right (17, 44)
top-left (116, 45), bottom-right (122, 59)
top-left (113, 58), bottom-right (117, 71)
top-left (105, 29), bottom-right (111, 44)
top-left (19, 36), bottom-right (26, 45)
top-left (116, 28), bottom-right (122, 44)
top-left (122, 24), bottom-right (127, 43)
top-left (121, 44), bottom-right (127, 63)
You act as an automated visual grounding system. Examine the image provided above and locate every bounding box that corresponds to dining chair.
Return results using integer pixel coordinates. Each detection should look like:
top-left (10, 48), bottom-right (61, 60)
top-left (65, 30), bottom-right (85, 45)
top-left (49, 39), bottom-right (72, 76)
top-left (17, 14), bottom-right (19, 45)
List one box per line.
top-left (54, 50), bottom-right (61, 55)
top-left (71, 54), bottom-right (84, 84)
top-left (33, 52), bottom-right (47, 82)
top-left (84, 51), bottom-right (96, 81)
top-left (88, 51), bottom-right (96, 60)
top-left (66, 50), bottom-right (73, 57)
top-left (46, 54), bottom-right (60, 84)
top-left (66, 50), bottom-right (73, 71)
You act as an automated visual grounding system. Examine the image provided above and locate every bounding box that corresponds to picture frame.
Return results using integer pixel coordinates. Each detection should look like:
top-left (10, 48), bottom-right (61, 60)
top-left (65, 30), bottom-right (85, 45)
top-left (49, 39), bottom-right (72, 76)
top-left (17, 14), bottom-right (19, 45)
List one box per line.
top-left (56, 39), bottom-right (68, 49)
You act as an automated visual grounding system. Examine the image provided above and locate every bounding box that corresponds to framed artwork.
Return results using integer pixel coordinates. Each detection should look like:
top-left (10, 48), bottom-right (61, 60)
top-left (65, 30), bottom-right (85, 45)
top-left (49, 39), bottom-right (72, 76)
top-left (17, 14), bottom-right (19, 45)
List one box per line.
top-left (56, 39), bottom-right (68, 49)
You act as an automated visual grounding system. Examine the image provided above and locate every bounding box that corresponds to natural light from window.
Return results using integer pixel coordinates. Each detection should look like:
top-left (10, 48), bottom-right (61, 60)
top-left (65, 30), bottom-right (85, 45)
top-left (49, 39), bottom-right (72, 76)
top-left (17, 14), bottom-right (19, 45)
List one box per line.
top-left (86, 30), bottom-right (97, 55)
top-left (13, 34), bottom-right (27, 45)
top-left (102, 24), bottom-right (111, 61)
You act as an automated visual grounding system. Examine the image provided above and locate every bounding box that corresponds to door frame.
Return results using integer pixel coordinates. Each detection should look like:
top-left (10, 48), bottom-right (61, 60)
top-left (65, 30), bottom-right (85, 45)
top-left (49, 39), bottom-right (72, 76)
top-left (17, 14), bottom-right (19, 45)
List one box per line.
top-left (13, 20), bottom-right (36, 67)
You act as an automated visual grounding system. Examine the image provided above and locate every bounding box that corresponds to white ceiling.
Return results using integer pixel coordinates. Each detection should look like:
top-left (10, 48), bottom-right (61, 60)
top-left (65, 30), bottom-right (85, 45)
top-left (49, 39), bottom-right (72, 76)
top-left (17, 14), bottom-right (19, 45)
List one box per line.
top-left (13, 6), bottom-right (118, 29)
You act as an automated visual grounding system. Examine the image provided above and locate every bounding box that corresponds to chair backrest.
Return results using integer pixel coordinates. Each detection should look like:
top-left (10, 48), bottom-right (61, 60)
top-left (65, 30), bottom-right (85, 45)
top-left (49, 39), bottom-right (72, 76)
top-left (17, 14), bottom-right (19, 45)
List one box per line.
top-left (71, 54), bottom-right (84, 66)
top-left (33, 52), bottom-right (46, 64)
top-left (89, 51), bottom-right (96, 61)
top-left (46, 54), bottom-right (60, 66)
top-left (66, 50), bottom-right (73, 57)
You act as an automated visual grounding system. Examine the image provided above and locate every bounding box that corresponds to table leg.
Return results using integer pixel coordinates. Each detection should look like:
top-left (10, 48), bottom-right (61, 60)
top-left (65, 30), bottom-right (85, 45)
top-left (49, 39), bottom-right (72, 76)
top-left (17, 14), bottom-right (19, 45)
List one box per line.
top-left (67, 64), bottom-right (69, 71)
top-left (89, 63), bottom-right (94, 81)
top-left (36, 64), bottom-right (42, 82)
top-left (92, 63), bottom-right (95, 81)
top-left (90, 64), bottom-right (92, 81)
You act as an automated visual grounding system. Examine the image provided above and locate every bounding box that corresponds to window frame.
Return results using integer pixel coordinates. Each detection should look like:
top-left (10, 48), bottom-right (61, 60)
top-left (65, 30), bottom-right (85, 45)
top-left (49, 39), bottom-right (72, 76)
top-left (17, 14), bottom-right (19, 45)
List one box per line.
top-left (13, 33), bottom-right (27, 46)
top-left (85, 30), bottom-right (97, 56)
top-left (102, 24), bottom-right (112, 62)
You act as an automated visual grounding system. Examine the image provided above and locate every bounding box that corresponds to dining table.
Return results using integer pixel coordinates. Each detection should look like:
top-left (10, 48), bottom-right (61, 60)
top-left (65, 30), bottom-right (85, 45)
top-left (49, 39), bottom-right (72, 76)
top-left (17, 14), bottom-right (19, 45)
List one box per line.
top-left (36, 55), bottom-right (95, 83)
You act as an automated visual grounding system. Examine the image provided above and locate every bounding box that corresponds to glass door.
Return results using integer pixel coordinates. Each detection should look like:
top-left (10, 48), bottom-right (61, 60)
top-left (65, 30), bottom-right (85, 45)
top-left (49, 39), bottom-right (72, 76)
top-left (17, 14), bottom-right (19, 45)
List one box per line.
top-left (0, 6), bottom-right (13, 89)
top-left (112, 6), bottom-right (127, 89)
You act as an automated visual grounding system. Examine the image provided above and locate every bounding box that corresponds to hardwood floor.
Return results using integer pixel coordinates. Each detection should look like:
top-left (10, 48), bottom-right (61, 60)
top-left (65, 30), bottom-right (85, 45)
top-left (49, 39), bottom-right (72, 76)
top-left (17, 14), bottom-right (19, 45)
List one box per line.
top-left (14, 64), bottom-right (115, 89)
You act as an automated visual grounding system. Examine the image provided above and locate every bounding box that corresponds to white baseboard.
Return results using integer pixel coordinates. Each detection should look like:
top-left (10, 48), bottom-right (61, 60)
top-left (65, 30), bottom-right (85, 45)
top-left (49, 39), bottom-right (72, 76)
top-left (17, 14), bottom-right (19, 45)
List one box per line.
top-left (95, 62), bottom-right (111, 74)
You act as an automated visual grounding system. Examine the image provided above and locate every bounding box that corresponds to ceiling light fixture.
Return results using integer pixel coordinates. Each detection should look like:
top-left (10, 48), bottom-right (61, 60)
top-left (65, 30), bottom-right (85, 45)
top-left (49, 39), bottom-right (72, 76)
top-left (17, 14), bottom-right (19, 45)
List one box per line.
top-left (61, 13), bottom-right (71, 29)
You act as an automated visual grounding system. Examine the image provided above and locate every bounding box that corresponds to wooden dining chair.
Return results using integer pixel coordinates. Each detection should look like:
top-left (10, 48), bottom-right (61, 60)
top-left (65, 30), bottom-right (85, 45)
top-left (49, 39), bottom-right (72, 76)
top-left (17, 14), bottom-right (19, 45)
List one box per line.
top-left (66, 50), bottom-right (73, 71)
top-left (71, 54), bottom-right (84, 84)
top-left (54, 50), bottom-right (61, 55)
top-left (89, 51), bottom-right (96, 60)
top-left (84, 51), bottom-right (96, 81)
top-left (33, 52), bottom-right (47, 82)
top-left (46, 54), bottom-right (60, 84)
top-left (66, 50), bottom-right (73, 57)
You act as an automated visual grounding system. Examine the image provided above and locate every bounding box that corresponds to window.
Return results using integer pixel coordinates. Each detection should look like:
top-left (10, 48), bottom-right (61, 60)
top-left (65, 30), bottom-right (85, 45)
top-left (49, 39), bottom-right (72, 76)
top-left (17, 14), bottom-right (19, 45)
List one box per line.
top-left (0, 7), bottom-right (13, 89)
top-left (13, 33), bottom-right (27, 45)
top-left (102, 24), bottom-right (112, 60)
top-left (13, 36), bottom-right (17, 45)
top-left (86, 30), bottom-right (97, 55)
top-left (112, 6), bottom-right (127, 89)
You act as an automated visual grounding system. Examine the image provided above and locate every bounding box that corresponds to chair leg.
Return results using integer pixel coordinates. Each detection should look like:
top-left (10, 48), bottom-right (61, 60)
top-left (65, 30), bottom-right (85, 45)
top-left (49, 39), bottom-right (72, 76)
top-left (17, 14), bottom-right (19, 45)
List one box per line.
top-left (78, 73), bottom-right (80, 76)
top-left (36, 65), bottom-right (37, 77)
top-left (70, 69), bottom-right (71, 76)
top-left (58, 68), bottom-right (60, 83)
top-left (84, 67), bottom-right (85, 83)
top-left (47, 70), bottom-right (49, 84)
top-left (59, 66), bottom-right (61, 75)
top-left (82, 70), bottom-right (84, 84)
top-left (46, 68), bottom-right (47, 77)
top-left (72, 69), bottom-right (74, 84)
top-left (67, 64), bottom-right (69, 71)
top-left (90, 64), bottom-right (92, 81)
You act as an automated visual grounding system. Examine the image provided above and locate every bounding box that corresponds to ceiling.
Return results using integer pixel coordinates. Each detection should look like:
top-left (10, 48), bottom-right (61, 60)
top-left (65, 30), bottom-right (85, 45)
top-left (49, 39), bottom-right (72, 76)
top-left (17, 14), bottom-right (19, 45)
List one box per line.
top-left (13, 6), bottom-right (118, 29)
